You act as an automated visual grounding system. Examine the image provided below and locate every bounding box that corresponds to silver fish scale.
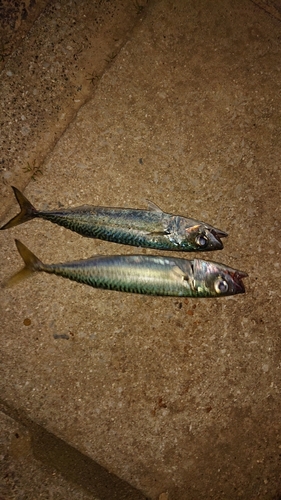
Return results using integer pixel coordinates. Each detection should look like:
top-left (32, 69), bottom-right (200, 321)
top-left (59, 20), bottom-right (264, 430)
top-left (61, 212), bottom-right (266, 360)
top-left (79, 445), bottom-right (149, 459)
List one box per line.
top-left (39, 207), bottom-right (172, 247)
top-left (44, 254), bottom-right (195, 296)
top-left (5, 240), bottom-right (247, 297)
top-left (1, 188), bottom-right (227, 252)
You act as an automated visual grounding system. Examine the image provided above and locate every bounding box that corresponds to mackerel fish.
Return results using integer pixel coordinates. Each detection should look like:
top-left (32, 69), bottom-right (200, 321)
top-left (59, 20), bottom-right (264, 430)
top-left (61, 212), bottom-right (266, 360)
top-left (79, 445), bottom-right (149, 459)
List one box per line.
top-left (0, 187), bottom-right (227, 252)
top-left (4, 240), bottom-right (247, 298)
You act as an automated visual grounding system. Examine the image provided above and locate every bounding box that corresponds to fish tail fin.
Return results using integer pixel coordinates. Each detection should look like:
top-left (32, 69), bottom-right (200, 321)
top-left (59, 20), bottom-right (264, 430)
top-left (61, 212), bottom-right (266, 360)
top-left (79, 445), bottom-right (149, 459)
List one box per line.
top-left (3, 239), bottom-right (43, 287)
top-left (0, 186), bottom-right (37, 230)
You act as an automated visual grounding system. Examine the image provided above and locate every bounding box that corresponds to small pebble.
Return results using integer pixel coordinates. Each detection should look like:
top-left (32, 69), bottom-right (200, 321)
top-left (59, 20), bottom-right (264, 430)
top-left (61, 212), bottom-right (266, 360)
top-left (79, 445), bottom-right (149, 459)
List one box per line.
top-left (53, 333), bottom-right (70, 340)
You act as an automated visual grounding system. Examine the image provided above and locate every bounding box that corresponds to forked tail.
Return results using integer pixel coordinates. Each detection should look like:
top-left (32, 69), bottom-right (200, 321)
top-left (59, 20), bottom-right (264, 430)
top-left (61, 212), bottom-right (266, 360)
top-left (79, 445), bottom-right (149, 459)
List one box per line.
top-left (0, 186), bottom-right (37, 230)
top-left (3, 239), bottom-right (43, 287)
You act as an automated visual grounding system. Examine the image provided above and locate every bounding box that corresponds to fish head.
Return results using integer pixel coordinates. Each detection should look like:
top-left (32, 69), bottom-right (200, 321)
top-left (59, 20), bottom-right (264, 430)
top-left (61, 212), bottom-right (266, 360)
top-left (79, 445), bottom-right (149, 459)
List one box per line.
top-left (184, 225), bottom-right (226, 251)
top-left (191, 259), bottom-right (248, 297)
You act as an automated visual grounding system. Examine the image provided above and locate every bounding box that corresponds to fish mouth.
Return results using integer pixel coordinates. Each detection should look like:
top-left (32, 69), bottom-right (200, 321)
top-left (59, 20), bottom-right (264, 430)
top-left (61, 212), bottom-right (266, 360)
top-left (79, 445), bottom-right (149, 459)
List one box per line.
top-left (213, 228), bottom-right (228, 238)
top-left (188, 225), bottom-right (228, 250)
top-left (210, 229), bottom-right (227, 250)
top-left (232, 270), bottom-right (248, 294)
top-left (210, 229), bottom-right (228, 249)
top-left (211, 228), bottom-right (228, 241)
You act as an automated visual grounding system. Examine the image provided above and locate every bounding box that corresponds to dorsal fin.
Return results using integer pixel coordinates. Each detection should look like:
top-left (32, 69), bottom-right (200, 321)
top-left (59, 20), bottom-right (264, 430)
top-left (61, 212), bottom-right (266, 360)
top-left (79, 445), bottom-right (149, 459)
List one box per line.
top-left (146, 200), bottom-right (163, 213)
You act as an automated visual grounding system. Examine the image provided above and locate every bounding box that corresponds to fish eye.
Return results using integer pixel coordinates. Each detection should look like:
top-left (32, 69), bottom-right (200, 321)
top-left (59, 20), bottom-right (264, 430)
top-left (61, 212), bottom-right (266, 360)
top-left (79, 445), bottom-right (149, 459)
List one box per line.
top-left (214, 277), bottom-right (229, 294)
top-left (195, 234), bottom-right (208, 248)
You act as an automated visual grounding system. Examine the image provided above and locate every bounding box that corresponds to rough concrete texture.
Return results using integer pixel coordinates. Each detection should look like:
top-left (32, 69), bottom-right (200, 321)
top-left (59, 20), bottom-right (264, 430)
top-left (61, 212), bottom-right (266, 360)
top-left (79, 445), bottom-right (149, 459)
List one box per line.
top-left (252, 0), bottom-right (281, 21)
top-left (0, 405), bottom-right (146, 500)
top-left (0, 0), bottom-right (147, 216)
top-left (0, 0), bottom-right (49, 71)
top-left (0, 409), bottom-right (100, 500)
top-left (1, 0), bottom-right (281, 499)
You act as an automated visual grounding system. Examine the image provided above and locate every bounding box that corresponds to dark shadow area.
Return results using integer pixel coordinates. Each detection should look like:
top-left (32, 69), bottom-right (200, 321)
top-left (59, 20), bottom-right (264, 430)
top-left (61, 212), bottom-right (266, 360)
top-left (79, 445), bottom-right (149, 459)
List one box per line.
top-left (0, 400), bottom-right (149, 500)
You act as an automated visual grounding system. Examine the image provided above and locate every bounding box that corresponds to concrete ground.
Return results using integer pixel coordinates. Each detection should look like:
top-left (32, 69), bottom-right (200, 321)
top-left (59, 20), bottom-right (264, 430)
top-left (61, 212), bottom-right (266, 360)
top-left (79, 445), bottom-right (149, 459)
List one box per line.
top-left (0, 409), bottom-right (99, 500)
top-left (1, 1), bottom-right (281, 499)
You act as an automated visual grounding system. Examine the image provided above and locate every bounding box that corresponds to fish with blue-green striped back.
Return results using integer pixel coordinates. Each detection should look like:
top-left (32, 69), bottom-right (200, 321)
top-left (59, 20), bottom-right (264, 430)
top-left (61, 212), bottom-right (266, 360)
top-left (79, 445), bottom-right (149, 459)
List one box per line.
top-left (4, 240), bottom-right (247, 298)
top-left (0, 187), bottom-right (227, 252)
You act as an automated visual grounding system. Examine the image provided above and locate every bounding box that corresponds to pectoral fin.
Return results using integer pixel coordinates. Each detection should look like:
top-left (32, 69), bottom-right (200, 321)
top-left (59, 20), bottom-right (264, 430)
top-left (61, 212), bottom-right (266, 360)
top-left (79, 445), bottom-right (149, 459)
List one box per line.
top-left (147, 230), bottom-right (170, 236)
top-left (171, 264), bottom-right (187, 281)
